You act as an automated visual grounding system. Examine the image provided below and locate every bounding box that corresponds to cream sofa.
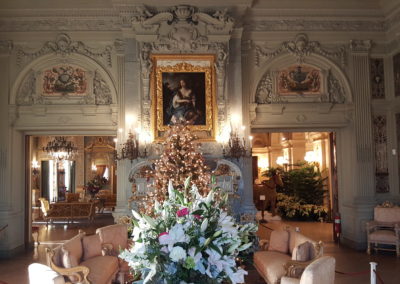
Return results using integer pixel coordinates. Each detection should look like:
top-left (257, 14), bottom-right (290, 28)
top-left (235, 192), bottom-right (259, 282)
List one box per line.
top-left (366, 204), bottom-right (400, 257)
top-left (254, 228), bottom-right (323, 284)
top-left (45, 230), bottom-right (120, 284)
top-left (280, 256), bottom-right (335, 284)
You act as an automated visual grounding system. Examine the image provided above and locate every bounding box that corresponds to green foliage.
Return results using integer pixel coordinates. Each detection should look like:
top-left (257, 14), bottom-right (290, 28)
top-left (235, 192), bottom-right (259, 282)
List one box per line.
top-left (280, 163), bottom-right (327, 205)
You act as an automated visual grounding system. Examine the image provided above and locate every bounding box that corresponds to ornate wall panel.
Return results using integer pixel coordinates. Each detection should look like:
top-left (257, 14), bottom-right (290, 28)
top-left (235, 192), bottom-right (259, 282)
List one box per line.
top-left (370, 58), bottom-right (385, 99)
top-left (373, 115), bottom-right (389, 193)
top-left (130, 5), bottom-right (233, 138)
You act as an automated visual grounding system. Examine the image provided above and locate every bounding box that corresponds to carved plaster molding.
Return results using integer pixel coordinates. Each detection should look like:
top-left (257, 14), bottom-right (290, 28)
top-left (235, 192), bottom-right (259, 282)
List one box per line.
top-left (350, 40), bottom-right (372, 53)
top-left (248, 19), bottom-right (386, 32)
top-left (16, 69), bottom-right (113, 106)
top-left (133, 5), bottom-right (234, 137)
top-left (131, 5), bottom-right (233, 35)
top-left (16, 33), bottom-right (113, 68)
top-left (255, 69), bottom-right (345, 105)
top-left (0, 16), bottom-right (121, 32)
top-left (326, 71), bottom-right (346, 104)
top-left (255, 72), bottom-right (285, 104)
top-left (255, 33), bottom-right (346, 67)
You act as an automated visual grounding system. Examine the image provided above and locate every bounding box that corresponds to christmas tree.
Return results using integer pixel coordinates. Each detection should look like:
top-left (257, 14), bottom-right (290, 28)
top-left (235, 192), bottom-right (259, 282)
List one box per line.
top-left (152, 121), bottom-right (210, 203)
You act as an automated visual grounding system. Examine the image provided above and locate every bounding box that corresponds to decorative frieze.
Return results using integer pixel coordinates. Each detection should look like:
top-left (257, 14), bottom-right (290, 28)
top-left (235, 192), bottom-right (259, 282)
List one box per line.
top-left (248, 19), bottom-right (386, 32)
top-left (16, 33), bottom-right (113, 68)
top-left (0, 17), bottom-right (121, 32)
top-left (255, 33), bottom-right (346, 67)
top-left (373, 115), bottom-right (389, 193)
top-left (370, 58), bottom-right (385, 99)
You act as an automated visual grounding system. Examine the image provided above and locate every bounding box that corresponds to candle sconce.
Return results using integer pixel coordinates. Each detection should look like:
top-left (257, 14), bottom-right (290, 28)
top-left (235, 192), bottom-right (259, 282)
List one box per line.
top-left (115, 130), bottom-right (148, 163)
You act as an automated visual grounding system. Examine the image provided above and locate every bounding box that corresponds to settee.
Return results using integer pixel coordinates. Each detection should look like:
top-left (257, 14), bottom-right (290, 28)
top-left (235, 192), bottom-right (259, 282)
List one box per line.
top-left (39, 198), bottom-right (95, 225)
top-left (41, 226), bottom-right (129, 284)
top-left (254, 228), bottom-right (323, 284)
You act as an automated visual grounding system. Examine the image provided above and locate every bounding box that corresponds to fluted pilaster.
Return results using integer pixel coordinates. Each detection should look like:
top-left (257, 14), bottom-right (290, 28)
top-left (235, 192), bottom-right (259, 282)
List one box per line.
top-left (350, 40), bottom-right (375, 199)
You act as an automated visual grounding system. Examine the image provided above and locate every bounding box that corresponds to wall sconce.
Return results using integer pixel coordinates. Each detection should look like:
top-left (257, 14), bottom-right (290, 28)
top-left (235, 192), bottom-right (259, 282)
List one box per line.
top-left (223, 128), bottom-right (252, 160)
top-left (32, 160), bottom-right (40, 176)
top-left (115, 129), bottom-right (148, 163)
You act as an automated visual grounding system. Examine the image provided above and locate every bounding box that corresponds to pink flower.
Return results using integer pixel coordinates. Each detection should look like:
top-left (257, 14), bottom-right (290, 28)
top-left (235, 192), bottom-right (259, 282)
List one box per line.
top-left (177, 208), bottom-right (189, 217)
top-left (159, 232), bottom-right (168, 238)
top-left (193, 215), bottom-right (202, 220)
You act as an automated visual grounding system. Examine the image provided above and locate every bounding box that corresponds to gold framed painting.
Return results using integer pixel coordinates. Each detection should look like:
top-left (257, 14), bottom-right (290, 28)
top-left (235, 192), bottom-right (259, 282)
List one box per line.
top-left (151, 54), bottom-right (216, 141)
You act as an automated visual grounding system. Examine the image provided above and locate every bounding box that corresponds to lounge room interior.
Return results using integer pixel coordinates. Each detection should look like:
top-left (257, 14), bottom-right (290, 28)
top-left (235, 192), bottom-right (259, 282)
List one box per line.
top-left (1, 0), bottom-right (400, 283)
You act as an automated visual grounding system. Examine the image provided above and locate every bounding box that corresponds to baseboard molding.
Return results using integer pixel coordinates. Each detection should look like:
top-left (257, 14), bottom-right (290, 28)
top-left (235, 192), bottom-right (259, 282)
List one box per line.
top-left (0, 244), bottom-right (25, 259)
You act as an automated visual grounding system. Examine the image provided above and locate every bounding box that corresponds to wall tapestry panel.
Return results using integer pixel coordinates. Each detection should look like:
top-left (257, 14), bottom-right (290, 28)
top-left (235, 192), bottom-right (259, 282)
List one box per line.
top-left (373, 115), bottom-right (389, 193)
top-left (370, 58), bottom-right (385, 99)
top-left (394, 53), bottom-right (400, 97)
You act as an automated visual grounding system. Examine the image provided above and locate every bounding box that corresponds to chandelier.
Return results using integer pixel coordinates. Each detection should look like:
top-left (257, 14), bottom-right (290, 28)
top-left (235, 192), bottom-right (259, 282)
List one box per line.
top-left (43, 136), bottom-right (78, 160)
top-left (115, 130), bottom-right (147, 163)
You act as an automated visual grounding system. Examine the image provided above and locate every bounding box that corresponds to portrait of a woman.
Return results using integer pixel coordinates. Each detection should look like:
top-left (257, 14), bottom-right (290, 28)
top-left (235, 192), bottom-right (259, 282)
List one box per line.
top-left (162, 72), bottom-right (206, 126)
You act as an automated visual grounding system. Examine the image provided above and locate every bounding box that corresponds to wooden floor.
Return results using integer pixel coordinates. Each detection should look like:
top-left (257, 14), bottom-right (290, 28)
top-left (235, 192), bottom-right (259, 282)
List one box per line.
top-left (1, 214), bottom-right (400, 284)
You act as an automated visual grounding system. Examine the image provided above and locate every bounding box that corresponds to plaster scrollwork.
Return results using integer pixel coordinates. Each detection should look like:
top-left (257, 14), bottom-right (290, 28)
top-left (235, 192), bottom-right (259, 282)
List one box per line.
top-left (327, 71), bottom-right (346, 104)
top-left (140, 42), bottom-right (153, 80)
top-left (16, 70), bottom-right (43, 105)
top-left (92, 71), bottom-right (113, 105)
top-left (255, 72), bottom-right (285, 104)
top-left (16, 33), bottom-right (113, 68)
top-left (256, 33), bottom-right (346, 68)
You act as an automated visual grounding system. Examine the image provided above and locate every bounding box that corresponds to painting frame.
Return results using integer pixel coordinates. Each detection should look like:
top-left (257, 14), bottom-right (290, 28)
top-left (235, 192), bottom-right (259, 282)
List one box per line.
top-left (151, 54), bottom-right (216, 141)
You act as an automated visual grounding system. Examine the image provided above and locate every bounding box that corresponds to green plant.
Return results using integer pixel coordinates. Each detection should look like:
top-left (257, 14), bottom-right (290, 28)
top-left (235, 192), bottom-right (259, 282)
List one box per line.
top-left (280, 163), bottom-right (327, 205)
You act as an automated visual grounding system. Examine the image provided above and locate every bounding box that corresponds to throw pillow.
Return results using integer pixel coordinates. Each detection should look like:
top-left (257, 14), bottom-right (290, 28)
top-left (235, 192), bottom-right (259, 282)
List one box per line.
top-left (61, 234), bottom-right (83, 268)
top-left (292, 241), bottom-right (312, 262)
top-left (82, 234), bottom-right (102, 261)
top-left (268, 229), bottom-right (289, 254)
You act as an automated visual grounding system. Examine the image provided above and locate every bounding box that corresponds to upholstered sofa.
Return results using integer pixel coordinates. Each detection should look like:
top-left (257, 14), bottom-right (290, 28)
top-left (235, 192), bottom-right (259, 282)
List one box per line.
top-left (366, 204), bottom-right (400, 257)
top-left (254, 228), bottom-right (323, 284)
top-left (45, 229), bottom-right (122, 284)
top-left (39, 198), bottom-right (95, 225)
top-left (280, 256), bottom-right (335, 284)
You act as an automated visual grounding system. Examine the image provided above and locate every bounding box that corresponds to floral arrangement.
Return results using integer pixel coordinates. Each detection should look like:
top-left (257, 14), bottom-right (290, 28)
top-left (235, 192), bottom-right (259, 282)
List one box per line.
top-left (84, 175), bottom-right (108, 196)
top-left (120, 178), bottom-right (258, 284)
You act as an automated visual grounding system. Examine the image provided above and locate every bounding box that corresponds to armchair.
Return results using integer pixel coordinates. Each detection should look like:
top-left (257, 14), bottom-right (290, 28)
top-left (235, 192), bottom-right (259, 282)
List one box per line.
top-left (366, 204), bottom-right (400, 257)
top-left (280, 256), bottom-right (335, 284)
top-left (96, 224), bottom-right (130, 283)
top-left (45, 230), bottom-right (119, 284)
